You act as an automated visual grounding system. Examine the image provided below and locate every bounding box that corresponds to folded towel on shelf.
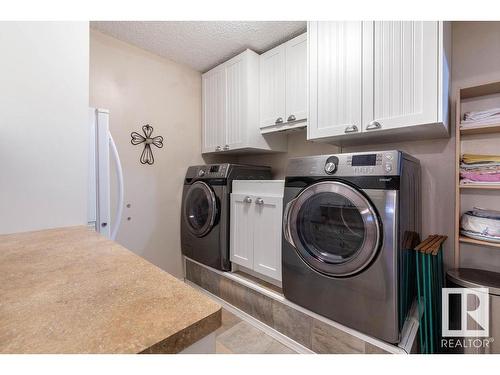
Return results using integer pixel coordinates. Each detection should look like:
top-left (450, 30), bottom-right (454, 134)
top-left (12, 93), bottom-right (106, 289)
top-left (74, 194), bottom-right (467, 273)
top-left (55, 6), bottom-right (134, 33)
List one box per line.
top-left (472, 207), bottom-right (500, 220)
top-left (464, 107), bottom-right (500, 121)
top-left (461, 180), bottom-right (500, 186)
top-left (460, 172), bottom-right (500, 183)
top-left (462, 154), bottom-right (500, 164)
top-left (460, 162), bottom-right (500, 170)
top-left (460, 119), bottom-right (500, 129)
top-left (460, 229), bottom-right (500, 244)
top-left (460, 154), bottom-right (500, 184)
top-left (461, 208), bottom-right (500, 240)
top-left (460, 108), bottom-right (500, 129)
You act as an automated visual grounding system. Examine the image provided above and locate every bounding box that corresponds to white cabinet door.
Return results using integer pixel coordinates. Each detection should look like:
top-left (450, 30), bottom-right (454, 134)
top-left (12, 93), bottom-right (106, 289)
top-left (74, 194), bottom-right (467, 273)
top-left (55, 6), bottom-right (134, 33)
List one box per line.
top-left (366, 21), bottom-right (439, 132)
top-left (259, 45), bottom-right (286, 129)
top-left (230, 193), bottom-right (254, 269)
top-left (285, 33), bottom-right (307, 124)
top-left (308, 21), bottom-right (365, 140)
top-left (252, 195), bottom-right (283, 281)
top-left (202, 68), bottom-right (225, 153)
top-left (225, 57), bottom-right (246, 150)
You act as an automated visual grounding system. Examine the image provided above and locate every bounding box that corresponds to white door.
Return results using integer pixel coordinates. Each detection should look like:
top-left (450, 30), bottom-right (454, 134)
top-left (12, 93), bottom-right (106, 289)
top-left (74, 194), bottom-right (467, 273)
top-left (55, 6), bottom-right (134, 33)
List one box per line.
top-left (285, 33), bottom-right (307, 124)
top-left (202, 68), bottom-right (226, 153)
top-left (225, 57), bottom-right (246, 151)
top-left (230, 193), bottom-right (254, 269)
top-left (365, 21), bottom-right (439, 132)
top-left (308, 21), bottom-right (366, 140)
top-left (259, 44), bottom-right (286, 129)
top-left (253, 195), bottom-right (283, 281)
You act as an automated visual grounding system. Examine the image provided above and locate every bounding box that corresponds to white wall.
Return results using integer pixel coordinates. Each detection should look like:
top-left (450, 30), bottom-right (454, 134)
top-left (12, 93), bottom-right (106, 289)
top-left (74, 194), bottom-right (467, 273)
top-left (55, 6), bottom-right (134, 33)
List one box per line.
top-left (0, 22), bottom-right (89, 234)
top-left (90, 30), bottom-right (204, 278)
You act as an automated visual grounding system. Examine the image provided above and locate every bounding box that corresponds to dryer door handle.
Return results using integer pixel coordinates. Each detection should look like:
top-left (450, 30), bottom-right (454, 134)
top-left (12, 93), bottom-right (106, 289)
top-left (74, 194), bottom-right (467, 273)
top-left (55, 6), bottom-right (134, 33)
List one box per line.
top-left (283, 198), bottom-right (297, 248)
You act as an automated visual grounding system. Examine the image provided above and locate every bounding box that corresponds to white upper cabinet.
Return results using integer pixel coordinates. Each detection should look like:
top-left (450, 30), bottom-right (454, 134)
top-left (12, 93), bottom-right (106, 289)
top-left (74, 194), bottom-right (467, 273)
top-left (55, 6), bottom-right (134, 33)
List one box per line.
top-left (202, 50), bottom-right (287, 154)
top-left (285, 33), bottom-right (308, 124)
top-left (225, 56), bottom-right (245, 150)
top-left (308, 22), bottom-right (365, 139)
top-left (259, 45), bottom-right (286, 129)
top-left (368, 21), bottom-right (439, 132)
top-left (202, 68), bottom-right (226, 152)
top-left (308, 21), bottom-right (451, 144)
top-left (259, 33), bottom-right (307, 133)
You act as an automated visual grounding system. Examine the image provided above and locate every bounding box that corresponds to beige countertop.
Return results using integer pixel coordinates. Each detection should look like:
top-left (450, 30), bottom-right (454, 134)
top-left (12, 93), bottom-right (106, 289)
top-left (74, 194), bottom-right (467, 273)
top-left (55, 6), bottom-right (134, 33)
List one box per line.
top-left (0, 226), bottom-right (221, 353)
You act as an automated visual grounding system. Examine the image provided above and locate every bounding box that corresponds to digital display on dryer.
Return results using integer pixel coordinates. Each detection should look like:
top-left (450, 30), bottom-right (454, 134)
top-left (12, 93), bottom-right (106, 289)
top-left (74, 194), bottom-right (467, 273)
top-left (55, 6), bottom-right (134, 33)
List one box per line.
top-left (352, 154), bottom-right (377, 166)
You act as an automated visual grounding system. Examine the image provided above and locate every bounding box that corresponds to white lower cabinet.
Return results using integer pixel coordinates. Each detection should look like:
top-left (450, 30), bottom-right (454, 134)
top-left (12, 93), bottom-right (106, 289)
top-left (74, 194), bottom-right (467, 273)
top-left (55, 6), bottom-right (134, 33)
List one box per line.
top-left (230, 193), bottom-right (255, 269)
top-left (230, 181), bottom-right (284, 282)
top-left (252, 195), bottom-right (283, 279)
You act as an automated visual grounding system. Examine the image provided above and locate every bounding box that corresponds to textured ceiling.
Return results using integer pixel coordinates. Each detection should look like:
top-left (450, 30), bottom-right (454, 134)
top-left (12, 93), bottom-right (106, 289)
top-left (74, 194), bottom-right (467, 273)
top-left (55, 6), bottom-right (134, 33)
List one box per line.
top-left (91, 21), bottom-right (307, 72)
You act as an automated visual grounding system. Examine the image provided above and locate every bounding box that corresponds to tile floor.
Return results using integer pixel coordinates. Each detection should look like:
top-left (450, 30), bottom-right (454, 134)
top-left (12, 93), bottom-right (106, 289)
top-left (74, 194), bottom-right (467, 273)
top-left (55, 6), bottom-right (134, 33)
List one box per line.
top-left (215, 309), bottom-right (297, 354)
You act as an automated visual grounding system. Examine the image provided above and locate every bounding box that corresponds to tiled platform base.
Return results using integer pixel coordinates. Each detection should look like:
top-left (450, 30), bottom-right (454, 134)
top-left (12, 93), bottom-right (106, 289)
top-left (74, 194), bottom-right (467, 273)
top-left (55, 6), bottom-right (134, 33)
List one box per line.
top-left (185, 258), bottom-right (414, 354)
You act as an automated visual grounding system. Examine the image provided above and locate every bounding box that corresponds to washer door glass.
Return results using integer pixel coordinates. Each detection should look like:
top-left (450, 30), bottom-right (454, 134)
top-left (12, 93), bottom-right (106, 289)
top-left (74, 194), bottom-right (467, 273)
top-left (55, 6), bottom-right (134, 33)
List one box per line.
top-left (287, 181), bottom-right (381, 277)
top-left (184, 181), bottom-right (217, 237)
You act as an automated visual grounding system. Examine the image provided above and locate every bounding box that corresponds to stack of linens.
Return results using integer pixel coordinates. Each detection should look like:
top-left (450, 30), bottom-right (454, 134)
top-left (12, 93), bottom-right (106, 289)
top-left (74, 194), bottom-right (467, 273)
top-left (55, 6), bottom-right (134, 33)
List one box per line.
top-left (461, 207), bottom-right (500, 244)
top-left (461, 107), bottom-right (500, 130)
top-left (460, 154), bottom-right (500, 185)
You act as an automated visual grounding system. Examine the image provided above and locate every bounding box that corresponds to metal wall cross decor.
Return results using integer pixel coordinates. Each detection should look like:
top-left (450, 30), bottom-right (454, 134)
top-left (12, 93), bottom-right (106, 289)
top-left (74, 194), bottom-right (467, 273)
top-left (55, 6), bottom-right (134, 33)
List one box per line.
top-left (130, 125), bottom-right (164, 165)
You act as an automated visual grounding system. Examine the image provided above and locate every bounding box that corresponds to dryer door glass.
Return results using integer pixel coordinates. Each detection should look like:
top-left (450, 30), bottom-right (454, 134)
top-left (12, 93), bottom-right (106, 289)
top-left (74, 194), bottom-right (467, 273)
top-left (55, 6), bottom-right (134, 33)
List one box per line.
top-left (184, 181), bottom-right (217, 237)
top-left (287, 181), bottom-right (381, 277)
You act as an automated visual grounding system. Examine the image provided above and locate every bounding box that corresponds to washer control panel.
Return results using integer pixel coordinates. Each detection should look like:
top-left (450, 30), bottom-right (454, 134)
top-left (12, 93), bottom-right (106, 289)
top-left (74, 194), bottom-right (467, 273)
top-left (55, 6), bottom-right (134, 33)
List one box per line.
top-left (346, 152), bottom-right (398, 176)
top-left (285, 151), bottom-right (401, 177)
top-left (342, 152), bottom-right (397, 175)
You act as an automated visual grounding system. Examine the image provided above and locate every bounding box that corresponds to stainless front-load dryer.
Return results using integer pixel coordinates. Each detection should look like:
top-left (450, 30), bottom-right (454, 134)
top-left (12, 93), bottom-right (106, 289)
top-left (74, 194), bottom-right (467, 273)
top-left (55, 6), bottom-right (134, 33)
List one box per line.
top-left (282, 151), bottom-right (420, 343)
top-left (181, 164), bottom-right (271, 271)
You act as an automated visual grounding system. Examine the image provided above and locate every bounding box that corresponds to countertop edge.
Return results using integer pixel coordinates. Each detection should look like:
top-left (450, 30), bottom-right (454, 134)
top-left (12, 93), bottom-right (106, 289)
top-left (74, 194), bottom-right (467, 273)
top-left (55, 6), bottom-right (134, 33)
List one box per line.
top-left (139, 307), bottom-right (222, 354)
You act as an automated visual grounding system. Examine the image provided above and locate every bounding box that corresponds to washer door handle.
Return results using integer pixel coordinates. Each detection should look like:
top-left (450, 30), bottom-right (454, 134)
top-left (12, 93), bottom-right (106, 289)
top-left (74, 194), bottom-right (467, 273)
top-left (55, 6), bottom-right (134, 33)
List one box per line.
top-left (283, 198), bottom-right (297, 248)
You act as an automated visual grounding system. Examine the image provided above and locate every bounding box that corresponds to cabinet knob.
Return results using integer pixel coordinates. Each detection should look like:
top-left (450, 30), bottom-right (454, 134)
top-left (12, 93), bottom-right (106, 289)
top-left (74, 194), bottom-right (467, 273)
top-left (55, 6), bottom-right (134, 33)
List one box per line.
top-left (275, 117), bottom-right (283, 124)
top-left (244, 196), bottom-right (252, 204)
top-left (287, 114), bottom-right (296, 122)
top-left (366, 121), bottom-right (382, 131)
top-left (344, 125), bottom-right (359, 133)
top-left (256, 198), bottom-right (264, 205)
top-left (215, 146), bottom-right (222, 151)
top-left (223, 145), bottom-right (230, 151)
